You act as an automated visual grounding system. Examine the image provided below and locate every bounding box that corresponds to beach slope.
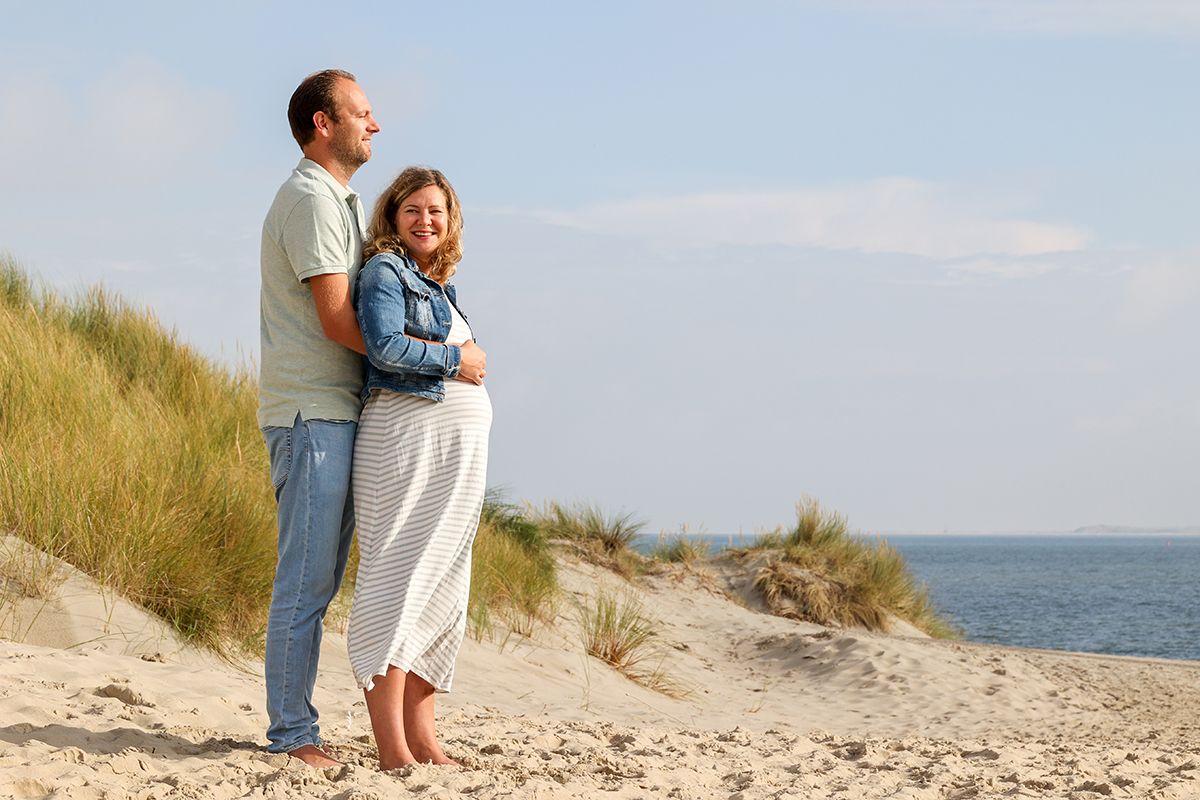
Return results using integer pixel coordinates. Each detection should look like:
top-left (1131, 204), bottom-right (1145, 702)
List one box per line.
top-left (2, 546), bottom-right (1199, 799)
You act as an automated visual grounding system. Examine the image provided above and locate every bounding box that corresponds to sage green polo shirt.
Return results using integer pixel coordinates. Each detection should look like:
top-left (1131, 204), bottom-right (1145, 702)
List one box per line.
top-left (258, 158), bottom-right (367, 428)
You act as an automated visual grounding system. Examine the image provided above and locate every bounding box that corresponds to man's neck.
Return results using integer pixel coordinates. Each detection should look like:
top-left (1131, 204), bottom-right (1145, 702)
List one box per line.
top-left (303, 151), bottom-right (354, 187)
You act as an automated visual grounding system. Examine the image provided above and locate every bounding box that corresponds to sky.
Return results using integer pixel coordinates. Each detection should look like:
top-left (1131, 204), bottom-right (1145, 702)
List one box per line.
top-left (3, 1), bottom-right (1198, 535)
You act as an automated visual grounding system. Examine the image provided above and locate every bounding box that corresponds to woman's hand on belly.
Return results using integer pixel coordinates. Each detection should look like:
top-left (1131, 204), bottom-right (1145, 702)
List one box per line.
top-left (456, 339), bottom-right (487, 384)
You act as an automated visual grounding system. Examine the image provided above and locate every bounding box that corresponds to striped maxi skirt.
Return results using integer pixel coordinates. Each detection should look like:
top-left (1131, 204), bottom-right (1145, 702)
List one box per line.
top-left (347, 381), bottom-right (492, 692)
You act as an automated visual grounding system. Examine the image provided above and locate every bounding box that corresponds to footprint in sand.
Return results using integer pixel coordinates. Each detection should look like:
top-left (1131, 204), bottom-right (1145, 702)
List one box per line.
top-left (8, 778), bottom-right (52, 799)
top-left (95, 683), bottom-right (154, 707)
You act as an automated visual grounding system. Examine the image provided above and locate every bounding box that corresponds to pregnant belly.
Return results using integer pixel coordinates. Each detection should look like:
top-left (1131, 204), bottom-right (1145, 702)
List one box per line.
top-left (442, 379), bottom-right (493, 423)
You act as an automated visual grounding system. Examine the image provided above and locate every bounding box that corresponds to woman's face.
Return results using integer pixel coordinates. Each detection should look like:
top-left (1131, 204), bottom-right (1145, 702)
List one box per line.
top-left (394, 184), bottom-right (448, 269)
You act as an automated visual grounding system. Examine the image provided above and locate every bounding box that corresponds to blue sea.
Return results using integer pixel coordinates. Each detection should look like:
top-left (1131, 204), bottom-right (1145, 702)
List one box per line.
top-left (633, 533), bottom-right (1200, 661)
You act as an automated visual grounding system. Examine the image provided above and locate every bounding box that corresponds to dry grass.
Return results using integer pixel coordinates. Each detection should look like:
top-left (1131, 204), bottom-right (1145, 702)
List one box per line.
top-left (745, 498), bottom-right (957, 638)
top-left (0, 534), bottom-right (70, 644)
top-left (0, 258), bottom-right (277, 656)
top-left (469, 495), bottom-right (558, 639)
top-left (651, 532), bottom-right (711, 565)
top-left (537, 502), bottom-right (643, 553)
top-left (576, 590), bottom-right (685, 697)
top-left (0, 535), bottom-right (67, 601)
top-left (535, 502), bottom-right (647, 578)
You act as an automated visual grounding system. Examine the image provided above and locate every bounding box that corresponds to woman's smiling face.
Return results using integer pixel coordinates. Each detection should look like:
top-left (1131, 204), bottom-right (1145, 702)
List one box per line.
top-left (394, 184), bottom-right (448, 270)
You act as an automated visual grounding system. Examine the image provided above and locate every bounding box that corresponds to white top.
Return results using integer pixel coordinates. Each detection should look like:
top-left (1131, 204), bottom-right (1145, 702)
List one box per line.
top-left (446, 301), bottom-right (473, 347)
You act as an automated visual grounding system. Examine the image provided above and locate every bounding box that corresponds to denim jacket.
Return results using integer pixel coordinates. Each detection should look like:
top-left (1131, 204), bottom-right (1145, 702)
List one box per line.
top-left (354, 251), bottom-right (466, 403)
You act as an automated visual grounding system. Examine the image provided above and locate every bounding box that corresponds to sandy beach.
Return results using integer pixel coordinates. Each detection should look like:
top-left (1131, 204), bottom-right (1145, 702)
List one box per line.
top-left (2, 536), bottom-right (1199, 799)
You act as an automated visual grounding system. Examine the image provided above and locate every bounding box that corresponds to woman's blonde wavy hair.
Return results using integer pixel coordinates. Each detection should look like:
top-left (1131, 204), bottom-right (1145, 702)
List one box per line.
top-left (363, 166), bottom-right (464, 285)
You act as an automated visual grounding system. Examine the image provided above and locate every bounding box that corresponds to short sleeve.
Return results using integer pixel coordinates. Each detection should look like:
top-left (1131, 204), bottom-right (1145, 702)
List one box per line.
top-left (280, 194), bottom-right (352, 283)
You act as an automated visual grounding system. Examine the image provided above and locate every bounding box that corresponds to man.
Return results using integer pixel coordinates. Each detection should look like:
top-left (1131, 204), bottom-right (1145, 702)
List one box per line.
top-left (258, 68), bottom-right (380, 767)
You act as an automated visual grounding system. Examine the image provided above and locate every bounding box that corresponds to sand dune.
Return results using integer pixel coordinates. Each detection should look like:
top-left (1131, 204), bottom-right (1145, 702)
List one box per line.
top-left (2, 540), bottom-right (1199, 799)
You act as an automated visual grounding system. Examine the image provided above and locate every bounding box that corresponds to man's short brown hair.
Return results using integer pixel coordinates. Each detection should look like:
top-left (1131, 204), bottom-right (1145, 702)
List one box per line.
top-left (287, 69), bottom-right (356, 148)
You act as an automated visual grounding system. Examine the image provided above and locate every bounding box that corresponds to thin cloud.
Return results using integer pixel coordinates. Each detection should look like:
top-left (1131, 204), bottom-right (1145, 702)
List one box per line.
top-left (0, 60), bottom-right (228, 190)
top-left (534, 178), bottom-right (1089, 260)
top-left (941, 257), bottom-right (1067, 283)
top-left (1118, 254), bottom-right (1200, 327)
top-left (844, 0), bottom-right (1200, 38)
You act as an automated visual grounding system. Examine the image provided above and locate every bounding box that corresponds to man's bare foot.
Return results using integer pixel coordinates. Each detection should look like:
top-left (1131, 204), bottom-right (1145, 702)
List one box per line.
top-left (287, 744), bottom-right (342, 768)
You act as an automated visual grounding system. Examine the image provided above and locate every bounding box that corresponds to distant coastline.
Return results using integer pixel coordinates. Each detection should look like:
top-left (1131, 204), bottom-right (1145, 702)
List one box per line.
top-left (869, 525), bottom-right (1200, 537)
top-left (1070, 524), bottom-right (1200, 534)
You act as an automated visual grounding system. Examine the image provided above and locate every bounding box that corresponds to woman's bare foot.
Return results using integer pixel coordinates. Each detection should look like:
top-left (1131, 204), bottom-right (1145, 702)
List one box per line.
top-left (410, 744), bottom-right (460, 766)
top-left (378, 752), bottom-right (418, 771)
top-left (287, 744), bottom-right (341, 768)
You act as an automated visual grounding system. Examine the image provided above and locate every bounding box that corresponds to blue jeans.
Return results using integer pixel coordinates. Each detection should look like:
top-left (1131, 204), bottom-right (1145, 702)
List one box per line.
top-left (261, 414), bottom-right (357, 753)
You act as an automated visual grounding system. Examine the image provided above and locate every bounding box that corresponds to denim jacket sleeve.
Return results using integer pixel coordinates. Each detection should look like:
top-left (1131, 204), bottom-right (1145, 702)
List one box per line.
top-left (356, 258), bottom-right (462, 378)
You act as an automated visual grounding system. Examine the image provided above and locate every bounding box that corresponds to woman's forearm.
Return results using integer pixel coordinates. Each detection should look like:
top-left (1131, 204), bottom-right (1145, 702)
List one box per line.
top-left (358, 261), bottom-right (461, 378)
top-left (365, 332), bottom-right (461, 377)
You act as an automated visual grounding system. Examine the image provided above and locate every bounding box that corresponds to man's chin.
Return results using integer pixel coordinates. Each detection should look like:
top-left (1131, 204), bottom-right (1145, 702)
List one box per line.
top-left (331, 147), bottom-right (371, 171)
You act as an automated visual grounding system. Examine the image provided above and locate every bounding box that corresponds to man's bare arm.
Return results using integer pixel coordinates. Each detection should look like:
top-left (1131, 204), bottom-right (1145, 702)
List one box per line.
top-left (309, 273), bottom-right (366, 355)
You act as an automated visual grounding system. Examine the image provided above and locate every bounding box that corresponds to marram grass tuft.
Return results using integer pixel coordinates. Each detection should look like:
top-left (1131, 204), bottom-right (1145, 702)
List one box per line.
top-left (0, 257), bottom-right (275, 656)
top-left (743, 497), bottom-right (958, 639)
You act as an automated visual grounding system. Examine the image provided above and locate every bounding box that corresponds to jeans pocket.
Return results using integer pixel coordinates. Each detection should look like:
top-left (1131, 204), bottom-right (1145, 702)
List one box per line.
top-left (262, 425), bottom-right (294, 491)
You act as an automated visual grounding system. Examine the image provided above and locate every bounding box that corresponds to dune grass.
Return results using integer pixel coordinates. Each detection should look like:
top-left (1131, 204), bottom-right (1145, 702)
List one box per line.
top-left (535, 501), bottom-right (647, 578)
top-left (469, 494), bottom-right (558, 639)
top-left (742, 498), bottom-right (957, 638)
top-left (651, 532), bottom-right (711, 565)
top-left (537, 502), bottom-right (643, 553)
top-left (0, 535), bottom-right (71, 644)
top-left (576, 590), bottom-right (683, 697)
top-left (0, 257), bottom-right (276, 655)
top-left (0, 535), bottom-right (67, 602)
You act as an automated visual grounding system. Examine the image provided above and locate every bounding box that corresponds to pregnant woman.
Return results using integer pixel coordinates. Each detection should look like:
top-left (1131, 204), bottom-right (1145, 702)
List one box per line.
top-left (347, 166), bottom-right (490, 768)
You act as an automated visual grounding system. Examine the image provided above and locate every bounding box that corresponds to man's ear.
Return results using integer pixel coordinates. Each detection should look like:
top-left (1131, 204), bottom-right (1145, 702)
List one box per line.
top-left (312, 110), bottom-right (331, 139)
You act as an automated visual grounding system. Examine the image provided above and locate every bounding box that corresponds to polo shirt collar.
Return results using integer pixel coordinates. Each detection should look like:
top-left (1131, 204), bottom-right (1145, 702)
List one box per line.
top-left (296, 157), bottom-right (357, 202)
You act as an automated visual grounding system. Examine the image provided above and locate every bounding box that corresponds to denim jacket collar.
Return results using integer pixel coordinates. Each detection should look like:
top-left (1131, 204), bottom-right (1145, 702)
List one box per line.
top-left (367, 251), bottom-right (457, 303)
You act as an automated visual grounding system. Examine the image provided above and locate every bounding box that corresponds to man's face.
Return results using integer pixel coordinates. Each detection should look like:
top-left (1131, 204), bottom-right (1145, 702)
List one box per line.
top-left (327, 79), bottom-right (380, 169)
